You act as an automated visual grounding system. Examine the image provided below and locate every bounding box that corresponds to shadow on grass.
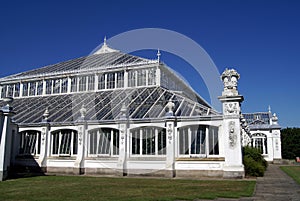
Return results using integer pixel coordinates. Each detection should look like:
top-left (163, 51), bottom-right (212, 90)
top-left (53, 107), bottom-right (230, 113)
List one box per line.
top-left (8, 155), bottom-right (46, 180)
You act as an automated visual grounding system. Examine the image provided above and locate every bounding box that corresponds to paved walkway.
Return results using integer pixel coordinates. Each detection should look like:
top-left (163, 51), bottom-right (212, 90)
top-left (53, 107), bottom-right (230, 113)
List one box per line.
top-left (252, 164), bottom-right (300, 201)
top-left (196, 164), bottom-right (300, 201)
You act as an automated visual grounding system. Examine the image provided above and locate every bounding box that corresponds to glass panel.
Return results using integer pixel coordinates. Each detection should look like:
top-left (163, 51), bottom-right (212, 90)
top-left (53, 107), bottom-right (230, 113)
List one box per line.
top-left (88, 75), bottom-right (95, 91)
top-left (1, 85), bottom-right (6, 98)
top-left (209, 127), bottom-right (219, 155)
top-left (52, 132), bottom-right (59, 155)
top-left (14, 83), bottom-right (20, 97)
top-left (46, 80), bottom-right (52, 95)
top-left (158, 129), bottom-right (166, 155)
top-left (194, 126), bottom-right (206, 155)
top-left (131, 130), bottom-right (140, 155)
top-left (128, 70), bottom-right (136, 87)
top-left (89, 131), bottom-right (97, 155)
top-left (137, 69), bottom-right (146, 86)
top-left (19, 131), bottom-right (40, 155)
top-left (78, 76), bottom-right (86, 92)
top-left (142, 128), bottom-right (155, 155)
top-left (179, 127), bottom-right (189, 155)
top-left (29, 82), bottom-right (36, 96)
top-left (116, 71), bottom-right (124, 88)
top-left (113, 130), bottom-right (119, 155)
top-left (36, 81), bottom-right (43, 95)
top-left (53, 79), bottom-right (60, 94)
top-left (148, 68), bottom-right (156, 86)
top-left (23, 82), bottom-right (29, 96)
top-left (59, 132), bottom-right (71, 155)
top-left (7, 85), bottom-right (14, 97)
top-left (107, 73), bottom-right (115, 89)
top-left (61, 78), bottom-right (68, 93)
top-left (71, 77), bottom-right (77, 92)
top-left (98, 74), bottom-right (105, 90)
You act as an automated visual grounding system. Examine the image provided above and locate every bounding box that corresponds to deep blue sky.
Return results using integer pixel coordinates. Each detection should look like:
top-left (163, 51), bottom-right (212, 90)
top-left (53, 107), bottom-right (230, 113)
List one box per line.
top-left (0, 0), bottom-right (299, 128)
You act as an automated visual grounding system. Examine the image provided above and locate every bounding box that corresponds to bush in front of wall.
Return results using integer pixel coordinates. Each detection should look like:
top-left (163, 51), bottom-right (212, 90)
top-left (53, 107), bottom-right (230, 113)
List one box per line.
top-left (243, 146), bottom-right (268, 177)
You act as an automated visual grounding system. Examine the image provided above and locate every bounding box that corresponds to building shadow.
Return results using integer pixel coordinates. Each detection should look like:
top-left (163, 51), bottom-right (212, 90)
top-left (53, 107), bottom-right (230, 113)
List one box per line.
top-left (8, 155), bottom-right (46, 180)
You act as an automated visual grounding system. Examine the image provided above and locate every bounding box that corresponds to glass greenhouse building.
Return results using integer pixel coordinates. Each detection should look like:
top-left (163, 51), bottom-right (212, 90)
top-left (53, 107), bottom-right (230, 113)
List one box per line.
top-left (0, 41), bottom-right (282, 180)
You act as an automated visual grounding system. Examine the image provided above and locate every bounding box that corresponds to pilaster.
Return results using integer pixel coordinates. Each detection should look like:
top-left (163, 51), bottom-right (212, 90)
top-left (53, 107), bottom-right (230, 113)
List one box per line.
top-left (164, 100), bottom-right (176, 178)
top-left (117, 103), bottom-right (128, 176)
top-left (74, 105), bottom-right (87, 175)
top-left (0, 97), bottom-right (15, 181)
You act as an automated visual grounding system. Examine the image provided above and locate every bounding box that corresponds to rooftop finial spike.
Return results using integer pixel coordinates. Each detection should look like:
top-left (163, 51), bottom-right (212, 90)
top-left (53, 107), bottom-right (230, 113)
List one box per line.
top-left (157, 49), bottom-right (161, 62)
top-left (104, 36), bottom-right (107, 45)
top-left (268, 105), bottom-right (271, 113)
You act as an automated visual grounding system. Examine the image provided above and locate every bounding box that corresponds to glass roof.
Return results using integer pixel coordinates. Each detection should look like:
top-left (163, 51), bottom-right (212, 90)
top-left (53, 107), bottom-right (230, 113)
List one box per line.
top-left (0, 86), bottom-right (216, 125)
top-left (243, 112), bottom-right (271, 125)
top-left (0, 51), bottom-right (154, 81)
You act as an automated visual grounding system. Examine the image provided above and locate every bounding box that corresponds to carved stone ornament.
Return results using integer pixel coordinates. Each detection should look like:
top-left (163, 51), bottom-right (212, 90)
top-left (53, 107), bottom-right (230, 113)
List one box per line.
top-left (228, 121), bottom-right (237, 149)
top-left (41, 128), bottom-right (46, 145)
top-left (224, 102), bottom-right (238, 115)
top-left (167, 123), bottom-right (173, 143)
top-left (221, 68), bottom-right (240, 96)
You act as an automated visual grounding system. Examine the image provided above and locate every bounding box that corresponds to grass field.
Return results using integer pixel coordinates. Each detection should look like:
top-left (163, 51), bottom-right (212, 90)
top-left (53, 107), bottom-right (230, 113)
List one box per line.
top-left (280, 166), bottom-right (300, 185)
top-left (0, 176), bottom-right (256, 201)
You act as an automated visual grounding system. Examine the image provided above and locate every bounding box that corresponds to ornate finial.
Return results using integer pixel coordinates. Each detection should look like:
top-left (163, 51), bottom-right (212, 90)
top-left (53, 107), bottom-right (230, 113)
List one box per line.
top-left (221, 68), bottom-right (240, 96)
top-left (157, 49), bottom-right (161, 62)
top-left (268, 105), bottom-right (271, 113)
top-left (166, 99), bottom-right (175, 116)
top-left (1, 96), bottom-right (14, 112)
top-left (272, 113), bottom-right (278, 125)
top-left (80, 104), bottom-right (87, 119)
top-left (42, 107), bottom-right (49, 122)
top-left (104, 36), bottom-right (107, 45)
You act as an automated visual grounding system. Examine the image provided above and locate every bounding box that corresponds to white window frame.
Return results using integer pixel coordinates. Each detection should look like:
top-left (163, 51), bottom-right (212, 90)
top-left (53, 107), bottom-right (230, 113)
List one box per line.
top-left (178, 125), bottom-right (208, 157)
top-left (19, 130), bottom-right (41, 156)
top-left (88, 128), bottom-right (119, 157)
top-left (51, 130), bottom-right (78, 157)
top-left (130, 127), bottom-right (166, 156)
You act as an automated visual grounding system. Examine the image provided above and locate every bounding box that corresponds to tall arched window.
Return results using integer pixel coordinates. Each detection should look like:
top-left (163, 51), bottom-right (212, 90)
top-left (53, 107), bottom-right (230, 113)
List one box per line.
top-left (251, 133), bottom-right (268, 155)
top-left (88, 128), bottom-right (119, 156)
top-left (19, 130), bottom-right (41, 156)
top-left (131, 127), bottom-right (166, 156)
top-left (51, 129), bottom-right (78, 156)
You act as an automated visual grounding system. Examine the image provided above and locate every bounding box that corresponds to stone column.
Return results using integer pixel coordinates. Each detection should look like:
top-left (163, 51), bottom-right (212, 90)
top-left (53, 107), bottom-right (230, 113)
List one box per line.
top-left (74, 105), bottom-right (87, 175)
top-left (0, 97), bottom-right (15, 181)
top-left (165, 100), bottom-right (176, 178)
top-left (218, 69), bottom-right (244, 178)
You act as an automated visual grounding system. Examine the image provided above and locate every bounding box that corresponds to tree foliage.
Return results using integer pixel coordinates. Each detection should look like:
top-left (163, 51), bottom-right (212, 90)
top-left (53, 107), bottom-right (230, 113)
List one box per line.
top-left (281, 128), bottom-right (300, 159)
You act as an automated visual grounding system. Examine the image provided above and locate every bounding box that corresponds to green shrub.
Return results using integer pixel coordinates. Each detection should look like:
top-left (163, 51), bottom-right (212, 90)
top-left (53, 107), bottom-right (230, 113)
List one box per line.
top-left (243, 146), bottom-right (268, 177)
top-left (243, 155), bottom-right (265, 177)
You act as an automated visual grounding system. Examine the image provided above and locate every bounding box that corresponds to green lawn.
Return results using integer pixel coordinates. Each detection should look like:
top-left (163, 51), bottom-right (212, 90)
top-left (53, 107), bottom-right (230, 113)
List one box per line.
top-left (0, 176), bottom-right (255, 201)
top-left (280, 166), bottom-right (300, 185)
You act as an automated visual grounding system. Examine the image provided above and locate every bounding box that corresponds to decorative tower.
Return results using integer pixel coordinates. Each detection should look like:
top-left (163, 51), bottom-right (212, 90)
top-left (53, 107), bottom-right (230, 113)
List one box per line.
top-left (218, 69), bottom-right (244, 178)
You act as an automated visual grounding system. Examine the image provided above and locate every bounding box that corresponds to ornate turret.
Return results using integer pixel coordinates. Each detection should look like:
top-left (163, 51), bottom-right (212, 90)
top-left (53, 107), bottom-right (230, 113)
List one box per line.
top-left (218, 68), bottom-right (244, 178)
top-left (221, 68), bottom-right (240, 96)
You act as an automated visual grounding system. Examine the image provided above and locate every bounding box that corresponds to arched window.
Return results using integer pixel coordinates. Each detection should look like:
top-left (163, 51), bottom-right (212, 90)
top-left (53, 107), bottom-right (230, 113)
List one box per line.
top-left (51, 129), bottom-right (78, 156)
top-left (19, 130), bottom-right (41, 156)
top-left (131, 127), bottom-right (166, 156)
top-left (251, 133), bottom-right (268, 155)
top-left (178, 125), bottom-right (219, 157)
top-left (88, 128), bottom-right (119, 156)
